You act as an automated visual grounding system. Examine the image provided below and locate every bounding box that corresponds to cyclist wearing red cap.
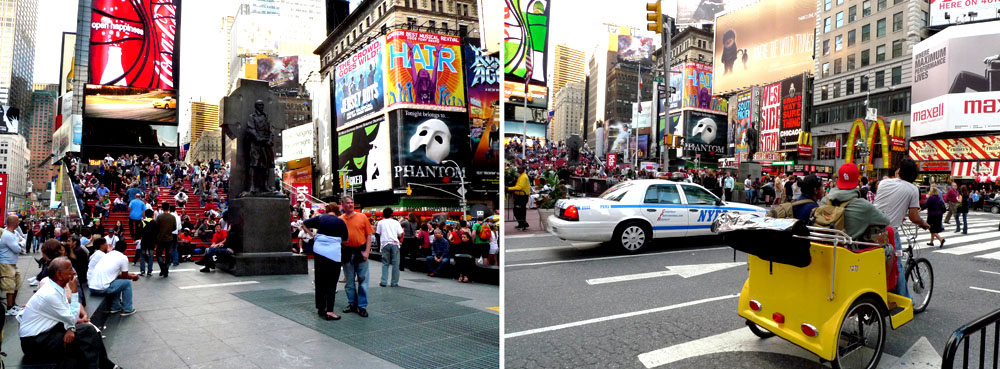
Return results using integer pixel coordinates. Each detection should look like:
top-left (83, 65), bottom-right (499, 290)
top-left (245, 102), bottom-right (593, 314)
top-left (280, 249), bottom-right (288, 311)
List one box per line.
top-left (816, 162), bottom-right (890, 240)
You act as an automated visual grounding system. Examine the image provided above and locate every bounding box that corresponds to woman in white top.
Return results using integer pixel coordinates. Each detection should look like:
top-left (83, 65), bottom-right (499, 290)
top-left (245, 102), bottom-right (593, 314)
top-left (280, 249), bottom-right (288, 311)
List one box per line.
top-left (487, 223), bottom-right (499, 266)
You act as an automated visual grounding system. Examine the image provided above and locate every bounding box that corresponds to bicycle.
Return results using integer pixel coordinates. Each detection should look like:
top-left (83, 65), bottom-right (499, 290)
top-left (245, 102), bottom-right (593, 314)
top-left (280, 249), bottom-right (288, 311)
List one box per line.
top-left (897, 222), bottom-right (934, 313)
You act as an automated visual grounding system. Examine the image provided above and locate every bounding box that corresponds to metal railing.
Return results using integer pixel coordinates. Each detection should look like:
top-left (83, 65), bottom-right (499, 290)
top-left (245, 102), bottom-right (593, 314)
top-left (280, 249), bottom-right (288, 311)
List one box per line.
top-left (57, 163), bottom-right (84, 232)
top-left (942, 307), bottom-right (1000, 369)
top-left (281, 182), bottom-right (328, 207)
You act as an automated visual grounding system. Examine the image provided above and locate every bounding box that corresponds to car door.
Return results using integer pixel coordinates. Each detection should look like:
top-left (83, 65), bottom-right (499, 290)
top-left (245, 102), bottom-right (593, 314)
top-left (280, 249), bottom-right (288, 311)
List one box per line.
top-left (640, 184), bottom-right (688, 239)
top-left (680, 184), bottom-right (725, 236)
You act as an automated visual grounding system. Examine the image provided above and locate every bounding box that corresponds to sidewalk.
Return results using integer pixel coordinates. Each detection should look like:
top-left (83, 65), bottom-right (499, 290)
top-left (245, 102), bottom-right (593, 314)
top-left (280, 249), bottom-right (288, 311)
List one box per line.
top-left (503, 208), bottom-right (548, 236)
top-left (3, 253), bottom-right (498, 369)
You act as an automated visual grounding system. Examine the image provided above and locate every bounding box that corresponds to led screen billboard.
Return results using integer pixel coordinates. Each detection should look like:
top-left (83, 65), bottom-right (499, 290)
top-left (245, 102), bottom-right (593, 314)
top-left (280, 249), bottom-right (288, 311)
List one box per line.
top-left (929, 0), bottom-right (1000, 27)
top-left (390, 109), bottom-right (472, 188)
top-left (730, 90), bottom-right (752, 161)
top-left (713, 0), bottom-right (814, 93)
top-left (384, 30), bottom-right (465, 108)
top-left (465, 38), bottom-right (501, 193)
top-left (759, 82), bottom-right (781, 153)
top-left (335, 37), bottom-right (384, 127)
top-left (503, 0), bottom-right (549, 87)
top-left (681, 62), bottom-right (714, 111)
top-left (684, 111), bottom-right (727, 156)
top-left (612, 34), bottom-right (654, 63)
top-left (502, 81), bottom-right (547, 108)
top-left (337, 116), bottom-right (393, 193)
top-left (504, 121), bottom-right (546, 138)
top-left (257, 56), bottom-right (298, 90)
top-left (677, 0), bottom-right (756, 24)
top-left (60, 32), bottom-right (76, 93)
top-left (89, 0), bottom-right (179, 89)
top-left (84, 86), bottom-right (177, 123)
top-left (779, 74), bottom-right (805, 148)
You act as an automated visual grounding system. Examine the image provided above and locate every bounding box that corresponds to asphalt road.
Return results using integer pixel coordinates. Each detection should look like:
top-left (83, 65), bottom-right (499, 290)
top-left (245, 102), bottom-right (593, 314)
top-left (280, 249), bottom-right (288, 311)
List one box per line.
top-left (88, 103), bottom-right (176, 122)
top-left (503, 211), bottom-right (1000, 369)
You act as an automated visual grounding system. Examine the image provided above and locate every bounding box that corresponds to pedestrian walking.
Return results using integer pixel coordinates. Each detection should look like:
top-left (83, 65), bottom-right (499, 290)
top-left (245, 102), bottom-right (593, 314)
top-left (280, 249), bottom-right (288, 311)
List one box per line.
top-left (399, 212), bottom-right (419, 271)
top-left (375, 208), bottom-right (403, 287)
top-left (925, 187), bottom-right (947, 247)
top-left (944, 182), bottom-right (959, 224)
top-left (509, 167), bottom-right (531, 230)
top-left (956, 186), bottom-right (970, 234)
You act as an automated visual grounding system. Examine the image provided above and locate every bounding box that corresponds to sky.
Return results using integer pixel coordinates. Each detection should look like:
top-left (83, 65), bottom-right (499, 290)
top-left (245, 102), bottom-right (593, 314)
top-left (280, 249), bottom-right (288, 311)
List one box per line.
top-left (546, 0), bottom-right (678, 62)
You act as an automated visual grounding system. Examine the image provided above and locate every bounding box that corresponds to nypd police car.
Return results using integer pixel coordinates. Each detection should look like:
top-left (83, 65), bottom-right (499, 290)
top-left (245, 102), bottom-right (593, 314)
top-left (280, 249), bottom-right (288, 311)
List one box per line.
top-left (547, 179), bottom-right (767, 253)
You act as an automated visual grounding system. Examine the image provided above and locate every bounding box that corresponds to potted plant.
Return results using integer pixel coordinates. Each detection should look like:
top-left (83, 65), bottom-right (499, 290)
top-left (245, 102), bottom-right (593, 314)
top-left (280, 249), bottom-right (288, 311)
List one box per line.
top-left (536, 172), bottom-right (567, 231)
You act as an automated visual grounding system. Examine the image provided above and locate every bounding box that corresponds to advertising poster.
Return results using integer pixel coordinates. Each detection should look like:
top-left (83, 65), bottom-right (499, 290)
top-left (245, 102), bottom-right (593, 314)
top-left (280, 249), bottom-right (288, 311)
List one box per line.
top-left (713, 0), bottom-right (815, 93)
top-left (282, 166), bottom-right (313, 204)
top-left (779, 74), bottom-right (804, 148)
top-left (929, 0), bottom-right (1000, 27)
top-left (612, 34), bottom-right (655, 63)
top-left (0, 106), bottom-right (19, 134)
top-left (84, 86), bottom-right (177, 123)
top-left (257, 56), bottom-right (299, 90)
top-left (911, 21), bottom-right (1000, 136)
top-left (759, 82), bottom-right (781, 153)
top-left (281, 122), bottom-right (314, 160)
top-left (503, 0), bottom-right (549, 86)
top-left (684, 111), bottom-right (728, 155)
top-left (315, 74), bottom-right (335, 198)
top-left (638, 134), bottom-right (649, 158)
top-left (0, 174), bottom-right (6, 221)
top-left (668, 64), bottom-right (683, 110)
top-left (606, 120), bottom-right (631, 154)
top-left (337, 116), bottom-right (393, 193)
top-left (336, 37), bottom-right (384, 127)
top-left (390, 110), bottom-right (472, 188)
top-left (682, 62), bottom-right (714, 111)
top-left (60, 32), bottom-right (76, 93)
top-left (660, 114), bottom-right (682, 142)
top-left (731, 91), bottom-right (752, 161)
top-left (632, 101), bottom-right (653, 128)
top-left (465, 38), bottom-right (501, 193)
top-left (89, 0), bottom-right (178, 89)
top-left (503, 81), bottom-right (548, 108)
top-left (677, 0), bottom-right (756, 24)
top-left (384, 30), bottom-right (465, 108)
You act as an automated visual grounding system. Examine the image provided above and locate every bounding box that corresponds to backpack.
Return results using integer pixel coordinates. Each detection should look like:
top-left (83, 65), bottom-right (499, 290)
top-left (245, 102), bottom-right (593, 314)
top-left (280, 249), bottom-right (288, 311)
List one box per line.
top-left (478, 223), bottom-right (492, 241)
top-left (810, 198), bottom-right (856, 231)
top-left (767, 199), bottom-right (814, 219)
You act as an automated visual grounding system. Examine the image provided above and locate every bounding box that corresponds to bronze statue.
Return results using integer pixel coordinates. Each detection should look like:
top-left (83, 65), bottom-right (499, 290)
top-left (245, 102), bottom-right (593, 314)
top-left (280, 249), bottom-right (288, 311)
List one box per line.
top-left (246, 100), bottom-right (276, 195)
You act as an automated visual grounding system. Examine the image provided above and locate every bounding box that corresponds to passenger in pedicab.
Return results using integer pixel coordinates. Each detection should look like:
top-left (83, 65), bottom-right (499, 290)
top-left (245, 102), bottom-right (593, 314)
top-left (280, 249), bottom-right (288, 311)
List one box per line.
top-left (790, 174), bottom-right (823, 223)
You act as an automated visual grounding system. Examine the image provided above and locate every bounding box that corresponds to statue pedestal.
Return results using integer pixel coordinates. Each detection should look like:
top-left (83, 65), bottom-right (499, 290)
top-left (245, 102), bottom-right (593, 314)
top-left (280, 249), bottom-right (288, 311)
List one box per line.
top-left (220, 197), bottom-right (307, 276)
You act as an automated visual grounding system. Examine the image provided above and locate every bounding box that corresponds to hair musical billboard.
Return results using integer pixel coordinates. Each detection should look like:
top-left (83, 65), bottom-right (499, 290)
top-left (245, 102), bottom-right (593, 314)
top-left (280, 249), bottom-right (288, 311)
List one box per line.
top-left (384, 30), bottom-right (465, 109)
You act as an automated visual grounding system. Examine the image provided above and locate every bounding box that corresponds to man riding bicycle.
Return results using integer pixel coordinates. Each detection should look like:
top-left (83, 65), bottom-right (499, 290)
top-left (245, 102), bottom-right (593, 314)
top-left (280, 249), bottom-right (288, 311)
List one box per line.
top-left (873, 157), bottom-right (930, 298)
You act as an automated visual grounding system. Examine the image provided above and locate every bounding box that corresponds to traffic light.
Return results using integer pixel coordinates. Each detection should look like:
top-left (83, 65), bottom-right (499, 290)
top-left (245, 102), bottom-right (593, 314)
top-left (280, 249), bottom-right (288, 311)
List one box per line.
top-left (406, 186), bottom-right (412, 196)
top-left (646, 1), bottom-right (662, 34)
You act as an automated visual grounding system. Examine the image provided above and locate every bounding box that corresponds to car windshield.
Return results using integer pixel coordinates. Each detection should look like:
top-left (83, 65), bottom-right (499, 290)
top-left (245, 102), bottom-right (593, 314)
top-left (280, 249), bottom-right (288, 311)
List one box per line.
top-left (599, 183), bottom-right (633, 202)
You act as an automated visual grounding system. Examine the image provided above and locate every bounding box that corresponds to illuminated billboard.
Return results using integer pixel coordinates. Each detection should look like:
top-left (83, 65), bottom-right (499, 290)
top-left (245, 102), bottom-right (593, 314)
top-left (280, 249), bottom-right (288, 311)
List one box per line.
top-left (612, 34), bottom-right (654, 63)
top-left (84, 86), bottom-right (177, 123)
top-left (502, 81), bottom-right (547, 108)
top-left (389, 109), bottom-right (472, 189)
top-left (677, 0), bottom-right (755, 24)
top-left (384, 30), bottom-right (466, 108)
top-left (729, 90), bottom-right (752, 161)
top-left (465, 38), bottom-right (501, 193)
top-left (257, 56), bottom-right (298, 90)
top-left (337, 116), bottom-right (393, 193)
top-left (713, 0), bottom-right (814, 93)
top-left (335, 37), bottom-right (384, 127)
top-left (759, 82), bottom-right (781, 153)
top-left (779, 74), bottom-right (805, 148)
top-left (503, 0), bottom-right (550, 87)
top-left (89, 0), bottom-right (179, 89)
top-left (59, 32), bottom-right (76, 93)
top-left (684, 111), bottom-right (728, 156)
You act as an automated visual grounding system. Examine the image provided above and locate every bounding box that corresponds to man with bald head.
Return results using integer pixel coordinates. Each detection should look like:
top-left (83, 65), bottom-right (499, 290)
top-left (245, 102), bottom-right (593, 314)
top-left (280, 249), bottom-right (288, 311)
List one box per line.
top-left (19, 257), bottom-right (118, 368)
top-left (1, 214), bottom-right (23, 315)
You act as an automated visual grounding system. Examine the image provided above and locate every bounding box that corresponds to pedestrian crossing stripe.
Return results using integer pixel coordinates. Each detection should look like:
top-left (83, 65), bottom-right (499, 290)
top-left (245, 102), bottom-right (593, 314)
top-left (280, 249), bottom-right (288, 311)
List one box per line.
top-left (975, 251), bottom-right (1000, 260)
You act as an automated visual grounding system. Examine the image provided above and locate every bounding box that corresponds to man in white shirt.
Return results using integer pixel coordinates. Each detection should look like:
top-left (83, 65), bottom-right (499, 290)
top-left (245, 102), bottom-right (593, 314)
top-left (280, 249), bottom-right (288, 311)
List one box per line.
top-left (1, 214), bottom-right (23, 315)
top-left (171, 204), bottom-right (182, 266)
top-left (87, 237), bottom-right (109, 285)
top-left (375, 208), bottom-right (404, 287)
top-left (89, 240), bottom-right (139, 316)
top-left (19, 257), bottom-right (118, 368)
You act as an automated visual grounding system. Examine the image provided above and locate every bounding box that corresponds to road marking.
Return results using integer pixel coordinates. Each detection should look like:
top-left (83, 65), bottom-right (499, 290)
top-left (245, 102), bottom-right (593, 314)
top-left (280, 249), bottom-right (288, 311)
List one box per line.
top-left (505, 244), bottom-right (600, 253)
top-left (935, 237), bottom-right (1000, 255)
top-left (971, 286), bottom-right (1000, 294)
top-left (504, 233), bottom-right (551, 240)
top-left (504, 294), bottom-right (737, 339)
top-left (586, 262), bottom-right (746, 285)
top-left (178, 281), bottom-right (260, 290)
top-left (505, 247), bottom-right (730, 268)
top-left (979, 270), bottom-right (1000, 276)
top-left (487, 306), bottom-right (499, 312)
top-left (975, 251), bottom-right (1000, 260)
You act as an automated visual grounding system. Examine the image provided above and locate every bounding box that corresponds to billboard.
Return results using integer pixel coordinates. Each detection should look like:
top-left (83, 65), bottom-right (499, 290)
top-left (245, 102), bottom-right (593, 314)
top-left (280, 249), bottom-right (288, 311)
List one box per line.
top-left (282, 122), bottom-right (314, 160)
top-left (730, 90), bottom-right (752, 161)
top-left (503, 0), bottom-right (549, 87)
top-left (59, 32), bottom-right (76, 93)
top-left (315, 74), bottom-right (335, 198)
top-left (677, 0), bottom-right (756, 24)
top-left (779, 74), bottom-right (805, 148)
top-left (0, 174), bottom-right (6, 220)
top-left (390, 109), bottom-right (472, 188)
top-left (632, 101), bottom-right (653, 128)
top-left (929, 0), bottom-right (1000, 27)
top-left (257, 56), bottom-right (299, 90)
top-left (89, 0), bottom-right (178, 89)
top-left (465, 38), bottom-right (501, 193)
top-left (668, 64), bottom-right (683, 110)
top-left (684, 111), bottom-right (728, 155)
top-left (84, 86), bottom-right (177, 123)
top-left (612, 34), bottom-right (654, 63)
top-left (605, 120), bottom-right (632, 154)
top-left (283, 165), bottom-right (313, 204)
top-left (335, 37), bottom-right (384, 127)
top-left (911, 21), bottom-right (1000, 137)
top-left (713, 0), bottom-right (815, 93)
top-left (504, 121), bottom-right (546, 138)
top-left (53, 114), bottom-right (83, 161)
top-left (681, 62), bottom-right (715, 111)
top-left (503, 81), bottom-right (547, 108)
top-left (908, 136), bottom-right (1000, 161)
top-left (337, 116), bottom-right (393, 193)
top-left (759, 82), bottom-right (781, 153)
top-left (0, 106), bottom-right (19, 134)
top-left (384, 30), bottom-right (465, 108)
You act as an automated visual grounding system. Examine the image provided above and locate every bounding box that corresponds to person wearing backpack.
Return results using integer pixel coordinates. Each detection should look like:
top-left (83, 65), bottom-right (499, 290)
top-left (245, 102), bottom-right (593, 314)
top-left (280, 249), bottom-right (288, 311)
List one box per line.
top-left (472, 217), bottom-right (491, 259)
top-left (768, 174), bottom-right (821, 222)
top-left (814, 163), bottom-right (890, 239)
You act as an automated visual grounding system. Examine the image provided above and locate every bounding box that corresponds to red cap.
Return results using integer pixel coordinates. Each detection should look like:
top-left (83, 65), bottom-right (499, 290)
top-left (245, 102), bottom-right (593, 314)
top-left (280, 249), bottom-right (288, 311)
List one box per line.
top-left (837, 163), bottom-right (860, 190)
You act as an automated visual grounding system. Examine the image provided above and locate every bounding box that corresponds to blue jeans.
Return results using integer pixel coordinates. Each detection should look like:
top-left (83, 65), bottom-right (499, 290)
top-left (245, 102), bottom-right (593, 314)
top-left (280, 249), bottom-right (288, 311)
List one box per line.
top-left (342, 248), bottom-right (369, 308)
top-left (892, 231), bottom-right (910, 298)
top-left (172, 242), bottom-right (179, 265)
top-left (380, 243), bottom-right (400, 286)
top-left (745, 189), bottom-right (753, 203)
top-left (955, 212), bottom-right (967, 233)
top-left (91, 279), bottom-right (133, 312)
top-left (427, 256), bottom-right (450, 275)
top-left (139, 249), bottom-right (155, 274)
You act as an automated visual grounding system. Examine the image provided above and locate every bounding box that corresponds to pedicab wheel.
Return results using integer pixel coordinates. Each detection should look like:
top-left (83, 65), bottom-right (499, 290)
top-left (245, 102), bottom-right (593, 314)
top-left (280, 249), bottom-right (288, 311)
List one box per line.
top-left (746, 320), bottom-right (776, 339)
top-left (905, 258), bottom-right (934, 313)
top-left (832, 297), bottom-right (886, 369)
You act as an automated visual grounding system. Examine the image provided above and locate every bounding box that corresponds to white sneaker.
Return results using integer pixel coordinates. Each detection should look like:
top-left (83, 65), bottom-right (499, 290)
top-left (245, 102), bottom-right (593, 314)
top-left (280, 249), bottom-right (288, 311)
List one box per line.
top-left (27, 276), bottom-right (38, 286)
top-left (6, 305), bottom-right (22, 316)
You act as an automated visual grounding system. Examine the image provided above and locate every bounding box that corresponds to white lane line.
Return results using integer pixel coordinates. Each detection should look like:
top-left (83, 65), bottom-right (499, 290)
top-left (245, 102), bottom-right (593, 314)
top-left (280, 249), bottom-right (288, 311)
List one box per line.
top-left (505, 247), bottom-right (729, 268)
top-left (970, 286), bottom-right (1000, 294)
top-left (935, 237), bottom-right (1000, 255)
top-left (504, 233), bottom-right (552, 239)
top-left (504, 294), bottom-right (738, 339)
top-left (637, 327), bottom-right (819, 368)
top-left (586, 262), bottom-right (746, 285)
top-left (505, 243), bottom-right (601, 253)
top-left (976, 251), bottom-right (1000, 260)
top-left (178, 281), bottom-right (259, 290)
top-left (979, 270), bottom-right (1000, 276)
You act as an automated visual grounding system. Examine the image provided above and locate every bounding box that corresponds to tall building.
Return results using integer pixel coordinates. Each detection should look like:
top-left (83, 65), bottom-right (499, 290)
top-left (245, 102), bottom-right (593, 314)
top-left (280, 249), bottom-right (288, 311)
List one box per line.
top-left (190, 101), bottom-right (221, 146)
top-left (0, 0), bottom-right (38, 120)
top-left (26, 89), bottom-right (56, 192)
top-left (551, 81), bottom-right (585, 143)
top-left (551, 44), bottom-right (585, 108)
top-left (0, 133), bottom-right (29, 213)
top-left (807, 0), bottom-right (928, 176)
top-left (668, 24), bottom-right (714, 66)
top-left (585, 55), bottom-right (601, 151)
top-left (31, 83), bottom-right (57, 93)
top-left (188, 129), bottom-right (222, 164)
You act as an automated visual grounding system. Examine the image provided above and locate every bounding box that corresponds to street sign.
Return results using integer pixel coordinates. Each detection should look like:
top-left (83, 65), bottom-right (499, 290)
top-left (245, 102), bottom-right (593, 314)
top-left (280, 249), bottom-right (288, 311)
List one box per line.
top-left (458, 187), bottom-right (467, 197)
top-left (771, 161), bottom-right (794, 166)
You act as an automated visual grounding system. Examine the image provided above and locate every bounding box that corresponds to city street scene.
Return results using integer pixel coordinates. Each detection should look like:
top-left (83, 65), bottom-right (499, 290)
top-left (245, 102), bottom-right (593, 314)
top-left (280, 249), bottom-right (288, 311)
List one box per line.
top-left (503, 0), bottom-right (1000, 368)
top-left (2, 0), bottom-right (500, 368)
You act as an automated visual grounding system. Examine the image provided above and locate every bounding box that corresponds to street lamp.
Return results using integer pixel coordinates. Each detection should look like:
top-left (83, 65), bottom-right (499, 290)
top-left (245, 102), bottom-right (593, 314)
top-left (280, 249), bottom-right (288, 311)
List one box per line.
top-left (442, 160), bottom-right (467, 220)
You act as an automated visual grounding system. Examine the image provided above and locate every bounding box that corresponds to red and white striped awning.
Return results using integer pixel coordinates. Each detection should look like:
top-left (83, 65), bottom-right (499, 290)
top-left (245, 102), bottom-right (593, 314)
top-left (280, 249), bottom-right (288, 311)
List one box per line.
top-left (951, 161), bottom-right (1000, 183)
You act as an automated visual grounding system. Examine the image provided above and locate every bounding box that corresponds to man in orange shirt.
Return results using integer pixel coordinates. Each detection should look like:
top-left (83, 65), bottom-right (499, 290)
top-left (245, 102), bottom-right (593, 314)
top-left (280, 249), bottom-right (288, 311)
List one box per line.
top-left (339, 196), bottom-right (373, 318)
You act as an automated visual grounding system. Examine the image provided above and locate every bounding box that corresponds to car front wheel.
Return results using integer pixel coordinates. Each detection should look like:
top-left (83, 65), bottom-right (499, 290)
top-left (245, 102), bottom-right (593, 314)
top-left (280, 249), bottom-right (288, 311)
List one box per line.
top-left (992, 205), bottom-right (999, 214)
top-left (613, 221), bottom-right (651, 253)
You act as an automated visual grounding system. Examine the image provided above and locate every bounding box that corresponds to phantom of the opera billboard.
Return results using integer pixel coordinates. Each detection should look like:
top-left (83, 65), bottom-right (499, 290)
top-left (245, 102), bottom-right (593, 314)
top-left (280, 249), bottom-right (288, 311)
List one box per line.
top-left (390, 109), bottom-right (472, 189)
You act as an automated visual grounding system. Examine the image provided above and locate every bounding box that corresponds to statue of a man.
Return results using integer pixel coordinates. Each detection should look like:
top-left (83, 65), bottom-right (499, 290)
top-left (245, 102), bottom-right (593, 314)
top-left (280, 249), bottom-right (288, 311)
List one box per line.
top-left (246, 100), bottom-right (276, 194)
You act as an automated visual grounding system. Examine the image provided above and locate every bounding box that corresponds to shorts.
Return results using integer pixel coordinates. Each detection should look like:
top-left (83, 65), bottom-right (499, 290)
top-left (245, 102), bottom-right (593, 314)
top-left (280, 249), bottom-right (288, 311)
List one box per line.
top-left (0, 263), bottom-right (21, 294)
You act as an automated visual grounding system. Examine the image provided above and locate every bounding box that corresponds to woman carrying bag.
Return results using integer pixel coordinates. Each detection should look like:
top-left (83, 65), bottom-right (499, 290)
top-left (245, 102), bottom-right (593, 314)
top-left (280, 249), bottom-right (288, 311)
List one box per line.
top-left (924, 186), bottom-right (947, 247)
top-left (300, 203), bottom-right (349, 321)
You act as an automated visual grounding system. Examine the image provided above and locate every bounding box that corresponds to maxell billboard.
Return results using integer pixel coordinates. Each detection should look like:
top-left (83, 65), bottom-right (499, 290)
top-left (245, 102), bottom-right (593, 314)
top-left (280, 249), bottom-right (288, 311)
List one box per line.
top-left (911, 21), bottom-right (1000, 137)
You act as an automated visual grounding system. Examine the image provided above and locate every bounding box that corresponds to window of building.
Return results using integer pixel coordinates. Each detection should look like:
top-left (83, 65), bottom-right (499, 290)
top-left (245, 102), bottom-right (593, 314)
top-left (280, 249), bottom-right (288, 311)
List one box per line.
top-left (825, 0), bottom-right (832, 11)
top-left (875, 70), bottom-right (885, 88)
top-left (893, 12), bottom-right (903, 32)
top-left (876, 44), bottom-right (886, 62)
top-left (892, 66), bottom-right (902, 85)
top-left (459, 24), bottom-right (468, 36)
top-left (438, 0), bottom-right (444, 12)
top-left (848, 29), bottom-right (856, 46)
top-left (892, 39), bottom-right (903, 58)
top-left (877, 0), bottom-right (886, 11)
top-left (823, 62), bottom-right (830, 78)
top-left (862, 24), bottom-right (870, 42)
top-left (823, 40), bottom-right (830, 55)
top-left (838, 0), bottom-right (844, 5)
top-left (442, 22), bottom-right (448, 30)
top-left (408, 17), bottom-right (417, 25)
top-left (834, 58), bottom-right (842, 74)
top-left (863, 0), bottom-right (871, 17)
top-left (836, 12), bottom-right (844, 28)
top-left (822, 85), bottom-right (829, 100)
top-left (877, 18), bottom-right (886, 37)
top-left (849, 5), bottom-right (857, 22)
top-left (428, 20), bottom-right (435, 28)
top-left (431, 0), bottom-right (436, 11)
top-left (861, 49), bottom-right (870, 66)
top-left (834, 81), bottom-right (841, 98)
top-left (835, 35), bottom-right (843, 51)
top-left (847, 78), bottom-right (855, 95)
top-left (825, 17), bottom-right (831, 33)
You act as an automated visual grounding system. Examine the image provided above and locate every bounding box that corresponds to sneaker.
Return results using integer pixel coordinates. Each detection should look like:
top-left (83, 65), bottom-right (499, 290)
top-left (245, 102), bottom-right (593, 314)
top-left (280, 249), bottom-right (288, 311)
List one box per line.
top-left (199, 267), bottom-right (212, 273)
top-left (107, 309), bottom-right (122, 314)
top-left (5, 306), bottom-right (22, 316)
top-left (379, 283), bottom-right (387, 287)
top-left (358, 307), bottom-right (368, 318)
top-left (343, 304), bottom-right (357, 314)
top-left (120, 309), bottom-right (137, 316)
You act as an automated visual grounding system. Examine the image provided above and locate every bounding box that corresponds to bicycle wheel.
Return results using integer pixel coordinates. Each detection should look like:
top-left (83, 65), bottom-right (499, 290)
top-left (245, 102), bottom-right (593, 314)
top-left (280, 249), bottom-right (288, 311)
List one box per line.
top-left (746, 319), bottom-right (776, 339)
top-left (905, 258), bottom-right (934, 313)
top-left (832, 297), bottom-right (886, 369)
